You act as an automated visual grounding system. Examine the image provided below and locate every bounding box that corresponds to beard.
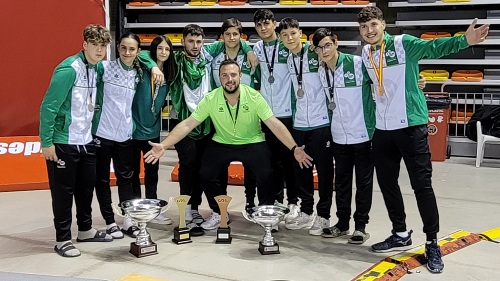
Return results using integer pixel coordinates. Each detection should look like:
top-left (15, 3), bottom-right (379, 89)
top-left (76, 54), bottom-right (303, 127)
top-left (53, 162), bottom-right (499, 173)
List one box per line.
top-left (184, 48), bottom-right (199, 57)
top-left (223, 82), bottom-right (239, 94)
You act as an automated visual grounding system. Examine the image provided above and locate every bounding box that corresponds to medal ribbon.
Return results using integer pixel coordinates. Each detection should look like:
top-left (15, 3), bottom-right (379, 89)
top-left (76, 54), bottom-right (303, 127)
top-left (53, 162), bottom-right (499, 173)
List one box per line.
top-left (292, 45), bottom-right (305, 89)
top-left (369, 42), bottom-right (385, 96)
top-left (325, 65), bottom-right (335, 103)
top-left (264, 40), bottom-right (278, 79)
top-left (225, 98), bottom-right (240, 135)
top-left (150, 75), bottom-right (160, 115)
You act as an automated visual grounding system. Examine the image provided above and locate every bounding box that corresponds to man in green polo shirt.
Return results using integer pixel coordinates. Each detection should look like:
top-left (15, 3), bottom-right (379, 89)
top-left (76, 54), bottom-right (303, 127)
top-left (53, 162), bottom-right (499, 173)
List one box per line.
top-left (144, 59), bottom-right (312, 230)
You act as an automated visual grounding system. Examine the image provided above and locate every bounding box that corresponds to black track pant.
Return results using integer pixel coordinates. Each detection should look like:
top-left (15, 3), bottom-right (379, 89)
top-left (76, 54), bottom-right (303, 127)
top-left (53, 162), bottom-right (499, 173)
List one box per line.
top-left (47, 143), bottom-right (95, 242)
top-left (332, 140), bottom-right (374, 231)
top-left (132, 137), bottom-right (160, 199)
top-left (94, 136), bottom-right (134, 225)
top-left (293, 127), bottom-right (334, 219)
top-left (372, 125), bottom-right (439, 235)
top-left (200, 141), bottom-right (274, 214)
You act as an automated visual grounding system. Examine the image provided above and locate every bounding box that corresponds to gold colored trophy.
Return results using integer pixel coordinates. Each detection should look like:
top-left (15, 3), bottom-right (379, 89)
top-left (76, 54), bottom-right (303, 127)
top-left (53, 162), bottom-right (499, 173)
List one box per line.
top-left (215, 195), bottom-right (232, 244)
top-left (172, 195), bottom-right (192, 244)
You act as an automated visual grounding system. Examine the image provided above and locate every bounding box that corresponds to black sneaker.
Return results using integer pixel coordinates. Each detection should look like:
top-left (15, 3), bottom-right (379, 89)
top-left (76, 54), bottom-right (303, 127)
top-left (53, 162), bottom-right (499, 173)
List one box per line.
top-left (371, 230), bottom-right (413, 252)
top-left (425, 239), bottom-right (444, 273)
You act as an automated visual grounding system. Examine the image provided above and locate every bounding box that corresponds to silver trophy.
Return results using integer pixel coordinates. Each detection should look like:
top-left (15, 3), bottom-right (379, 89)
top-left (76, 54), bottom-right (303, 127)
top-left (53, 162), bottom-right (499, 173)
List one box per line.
top-left (113, 198), bottom-right (169, 257)
top-left (252, 205), bottom-right (288, 255)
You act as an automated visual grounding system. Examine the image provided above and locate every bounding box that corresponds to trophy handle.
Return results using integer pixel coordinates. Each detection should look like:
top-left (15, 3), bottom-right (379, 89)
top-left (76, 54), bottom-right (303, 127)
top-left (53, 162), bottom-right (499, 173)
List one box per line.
top-left (112, 203), bottom-right (126, 218)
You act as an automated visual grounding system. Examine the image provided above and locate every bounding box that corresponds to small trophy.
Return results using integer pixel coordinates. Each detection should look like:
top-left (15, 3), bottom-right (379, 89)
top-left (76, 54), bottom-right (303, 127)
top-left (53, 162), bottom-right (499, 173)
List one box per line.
top-left (172, 195), bottom-right (192, 244)
top-left (215, 195), bottom-right (232, 244)
top-left (252, 205), bottom-right (288, 255)
top-left (114, 198), bottom-right (168, 258)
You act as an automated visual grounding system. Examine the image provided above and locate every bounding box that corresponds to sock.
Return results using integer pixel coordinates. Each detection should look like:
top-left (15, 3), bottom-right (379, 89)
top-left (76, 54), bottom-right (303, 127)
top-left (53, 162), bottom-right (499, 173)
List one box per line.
top-left (107, 223), bottom-right (117, 230)
top-left (123, 217), bottom-right (134, 231)
top-left (56, 241), bottom-right (80, 257)
top-left (77, 228), bottom-right (97, 240)
top-left (396, 231), bottom-right (409, 238)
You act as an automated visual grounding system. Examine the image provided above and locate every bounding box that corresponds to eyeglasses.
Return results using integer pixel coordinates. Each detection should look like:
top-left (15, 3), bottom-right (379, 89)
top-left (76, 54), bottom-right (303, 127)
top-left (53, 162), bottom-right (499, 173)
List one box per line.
top-left (314, 42), bottom-right (334, 54)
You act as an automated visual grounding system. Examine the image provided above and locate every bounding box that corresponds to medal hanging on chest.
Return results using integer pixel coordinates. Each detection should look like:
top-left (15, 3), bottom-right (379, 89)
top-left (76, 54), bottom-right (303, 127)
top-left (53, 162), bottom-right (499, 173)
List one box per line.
top-left (369, 42), bottom-right (386, 97)
top-left (325, 65), bottom-right (336, 111)
top-left (297, 86), bottom-right (305, 98)
top-left (151, 79), bottom-right (160, 115)
top-left (265, 40), bottom-right (278, 84)
top-left (292, 46), bottom-right (305, 99)
top-left (86, 65), bottom-right (95, 112)
top-left (328, 101), bottom-right (336, 111)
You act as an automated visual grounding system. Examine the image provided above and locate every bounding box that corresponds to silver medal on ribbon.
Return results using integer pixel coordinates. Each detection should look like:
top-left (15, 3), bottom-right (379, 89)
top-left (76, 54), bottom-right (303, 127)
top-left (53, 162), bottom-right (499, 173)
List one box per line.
top-left (328, 102), bottom-right (336, 111)
top-left (297, 87), bottom-right (304, 98)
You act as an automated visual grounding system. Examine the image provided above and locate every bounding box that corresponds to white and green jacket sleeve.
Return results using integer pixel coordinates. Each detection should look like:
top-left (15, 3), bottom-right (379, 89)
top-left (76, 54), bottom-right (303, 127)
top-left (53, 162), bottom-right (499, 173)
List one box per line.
top-left (319, 52), bottom-right (375, 145)
top-left (40, 52), bottom-right (97, 147)
top-left (362, 32), bottom-right (469, 130)
top-left (253, 39), bottom-right (293, 118)
top-left (288, 42), bottom-right (330, 130)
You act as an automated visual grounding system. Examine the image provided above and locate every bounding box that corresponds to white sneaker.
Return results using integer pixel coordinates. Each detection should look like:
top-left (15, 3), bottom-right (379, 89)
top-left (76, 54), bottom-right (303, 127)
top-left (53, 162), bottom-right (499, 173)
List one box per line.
top-left (185, 204), bottom-right (193, 222)
top-left (151, 213), bottom-right (173, 225)
top-left (200, 212), bottom-right (221, 230)
top-left (284, 204), bottom-right (300, 224)
top-left (285, 212), bottom-right (316, 230)
top-left (309, 216), bottom-right (330, 236)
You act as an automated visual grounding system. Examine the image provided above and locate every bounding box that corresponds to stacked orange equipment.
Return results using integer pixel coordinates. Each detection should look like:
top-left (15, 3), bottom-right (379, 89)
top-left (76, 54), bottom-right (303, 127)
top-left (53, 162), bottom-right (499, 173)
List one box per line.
top-left (129, 1), bottom-right (158, 6)
top-left (420, 32), bottom-right (451, 40)
top-left (451, 70), bottom-right (483, 82)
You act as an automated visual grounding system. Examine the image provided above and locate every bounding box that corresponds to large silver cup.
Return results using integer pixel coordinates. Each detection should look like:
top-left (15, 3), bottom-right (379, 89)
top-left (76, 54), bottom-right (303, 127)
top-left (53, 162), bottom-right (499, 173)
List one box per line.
top-left (252, 205), bottom-right (288, 255)
top-left (114, 198), bottom-right (168, 257)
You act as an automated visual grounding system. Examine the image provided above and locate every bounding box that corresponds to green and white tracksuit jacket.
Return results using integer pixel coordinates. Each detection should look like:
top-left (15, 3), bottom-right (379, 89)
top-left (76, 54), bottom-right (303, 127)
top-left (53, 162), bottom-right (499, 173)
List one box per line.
top-left (253, 38), bottom-right (293, 118)
top-left (92, 60), bottom-right (139, 142)
top-left (288, 42), bottom-right (330, 130)
top-left (204, 41), bottom-right (256, 88)
top-left (361, 32), bottom-right (469, 130)
top-left (319, 52), bottom-right (375, 145)
top-left (132, 67), bottom-right (169, 140)
top-left (40, 51), bottom-right (97, 147)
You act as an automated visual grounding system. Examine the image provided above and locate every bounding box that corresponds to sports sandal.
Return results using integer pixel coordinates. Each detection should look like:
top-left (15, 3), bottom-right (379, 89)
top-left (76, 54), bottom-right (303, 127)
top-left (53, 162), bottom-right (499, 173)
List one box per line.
top-left (106, 225), bottom-right (124, 239)
top-left (54, 242), bottom-right (81, 258)
top-left (187, 222), bottom-right (205, 237)
top-left (76, 230), bottom-right (113, 242)
top-left (321, 226), bottom-right (349, 238)
top-left (348, 230), bottom-right (370, 244)
top-left (121, 225), bottom-right (140, 238)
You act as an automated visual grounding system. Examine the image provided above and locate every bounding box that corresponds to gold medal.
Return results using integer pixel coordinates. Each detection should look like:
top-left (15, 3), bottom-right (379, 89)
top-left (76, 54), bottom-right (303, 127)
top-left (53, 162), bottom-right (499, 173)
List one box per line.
top-left (369, 42), bottom-right (386, 97)
top-left (378, 85), bottom-right (385, 96)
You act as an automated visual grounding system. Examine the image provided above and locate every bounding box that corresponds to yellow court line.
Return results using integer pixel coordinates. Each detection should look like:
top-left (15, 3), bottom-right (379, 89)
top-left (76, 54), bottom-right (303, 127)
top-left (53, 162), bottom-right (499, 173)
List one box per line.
top-left (480, 227), bottom-right (500, 241)
top-left (352, 261), bottom-right (399, 281)
top-left (353, 229), bottom-right (493, 281)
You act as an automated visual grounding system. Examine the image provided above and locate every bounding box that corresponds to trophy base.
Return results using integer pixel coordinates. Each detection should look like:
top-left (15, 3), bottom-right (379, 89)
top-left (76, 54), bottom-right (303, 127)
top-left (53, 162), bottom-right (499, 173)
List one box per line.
top-left (129, 242), bottom-right (158, 258)
top-left (259, 241), bottom-right (280, 255)
top-left (172, 227), bottom-right (192, 244)
top-left (216, 227), bottom-right (232, 244)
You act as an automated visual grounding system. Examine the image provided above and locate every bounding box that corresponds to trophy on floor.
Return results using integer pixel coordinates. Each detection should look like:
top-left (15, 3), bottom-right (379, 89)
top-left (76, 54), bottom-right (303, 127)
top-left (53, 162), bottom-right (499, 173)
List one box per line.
top-left (215, 195), bottom-right (232, 244)
top-left (172, 195), bottom-right (192, 244)
top-left (252, 205), bottom-right (288, 255)
top-left (114, 198), bottom-right (168, 258)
